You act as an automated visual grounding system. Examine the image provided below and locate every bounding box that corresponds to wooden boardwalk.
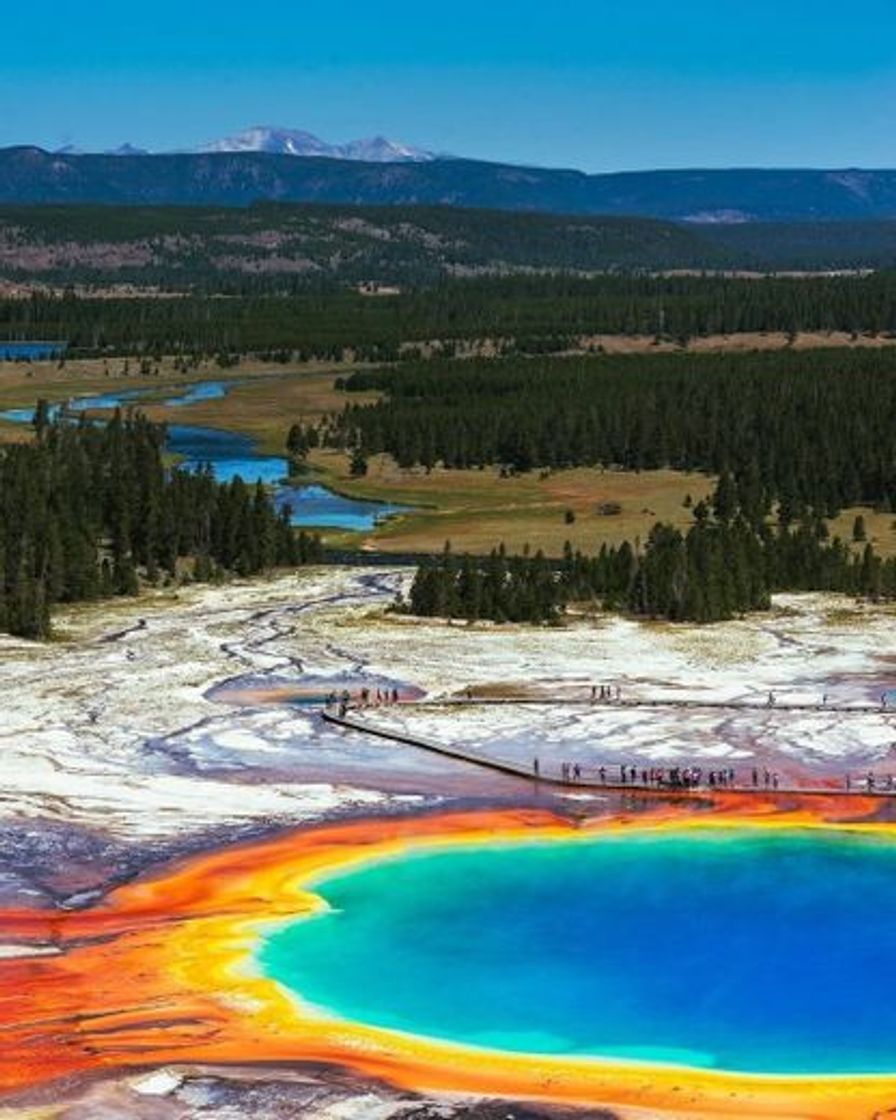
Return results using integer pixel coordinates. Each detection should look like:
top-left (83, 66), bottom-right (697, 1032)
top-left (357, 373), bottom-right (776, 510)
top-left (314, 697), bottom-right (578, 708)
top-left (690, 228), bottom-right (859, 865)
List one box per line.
top-left (321, 707), bottom-right (890, 799)
top-left (412, 695), bottom-right (896, 716)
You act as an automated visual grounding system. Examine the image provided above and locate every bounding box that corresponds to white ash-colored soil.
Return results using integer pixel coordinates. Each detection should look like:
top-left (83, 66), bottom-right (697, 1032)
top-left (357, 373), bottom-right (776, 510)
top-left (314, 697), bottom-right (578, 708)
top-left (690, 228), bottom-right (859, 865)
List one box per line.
top-left (312, 592), bottom-right (896, 783)
top-left (0, 569), bottom-right (435, 842)
top-left (1, 571), bottom-right (895, 849)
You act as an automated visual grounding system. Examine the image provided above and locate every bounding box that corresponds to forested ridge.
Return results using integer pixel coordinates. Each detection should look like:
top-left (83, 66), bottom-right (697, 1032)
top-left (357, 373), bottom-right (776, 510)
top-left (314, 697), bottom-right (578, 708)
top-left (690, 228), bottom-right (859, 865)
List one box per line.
top-left (0, 204), bottom-right (723, 289)
top-left (5, 204), bottom-right (896, 290)
top-left (5, 152), bottom-right (896, 224)
top-left (5, 272), bottom-right (896, 359)
top-left (0, 412), bottom-right (320, 638)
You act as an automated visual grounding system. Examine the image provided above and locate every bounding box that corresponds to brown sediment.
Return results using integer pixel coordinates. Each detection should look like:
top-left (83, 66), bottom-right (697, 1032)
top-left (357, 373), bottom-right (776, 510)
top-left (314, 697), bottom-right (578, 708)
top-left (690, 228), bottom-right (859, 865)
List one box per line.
top-left (0, 798), bottom-right (894, 1119)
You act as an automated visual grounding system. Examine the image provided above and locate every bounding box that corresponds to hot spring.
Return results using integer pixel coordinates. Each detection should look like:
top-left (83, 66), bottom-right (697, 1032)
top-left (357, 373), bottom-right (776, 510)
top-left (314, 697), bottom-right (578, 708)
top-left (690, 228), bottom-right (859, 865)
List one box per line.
top-left (259, 827), bottom-right (896, 1075)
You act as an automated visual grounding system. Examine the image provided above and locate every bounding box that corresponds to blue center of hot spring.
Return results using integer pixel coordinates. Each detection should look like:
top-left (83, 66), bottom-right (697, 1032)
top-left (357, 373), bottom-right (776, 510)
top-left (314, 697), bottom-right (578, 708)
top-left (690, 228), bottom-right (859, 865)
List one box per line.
top-left (259, 828), bottom-right (896, 1074)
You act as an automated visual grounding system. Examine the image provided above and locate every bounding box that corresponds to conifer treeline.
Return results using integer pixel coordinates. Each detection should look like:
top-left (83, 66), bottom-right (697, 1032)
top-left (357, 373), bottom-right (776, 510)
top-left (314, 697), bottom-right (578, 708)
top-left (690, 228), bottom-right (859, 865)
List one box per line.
top-left (337, 348), bottom-right (896, 515)
top-left (0, 412), bottom-right (320, 638)
top-left (406, 481), bottom-right (894, 625)
top-left (6, 271), bottom-right (896, 356)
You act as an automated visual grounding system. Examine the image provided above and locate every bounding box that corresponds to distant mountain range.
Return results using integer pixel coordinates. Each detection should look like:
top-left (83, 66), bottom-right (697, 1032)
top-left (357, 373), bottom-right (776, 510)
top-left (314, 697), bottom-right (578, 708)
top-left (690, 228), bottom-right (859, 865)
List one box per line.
top-left (56, 143), bottom-right (151, 157)
top-left (194, 126), bottom-right (434, 162)
top-left (54, 126), bottom-right (435, 163)
top-left (4, 144), bottom-right (896, 223)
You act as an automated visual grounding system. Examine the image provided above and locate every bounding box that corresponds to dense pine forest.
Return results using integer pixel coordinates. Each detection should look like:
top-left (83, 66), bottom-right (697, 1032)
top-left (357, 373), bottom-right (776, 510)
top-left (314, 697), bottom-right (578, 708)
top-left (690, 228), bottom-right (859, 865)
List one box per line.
top-left (337, 348), bottom-right (896, 514)
top-left (5, 271), bottom-right (896, 358)
top-left (0, 412), bottom-right (320, 638)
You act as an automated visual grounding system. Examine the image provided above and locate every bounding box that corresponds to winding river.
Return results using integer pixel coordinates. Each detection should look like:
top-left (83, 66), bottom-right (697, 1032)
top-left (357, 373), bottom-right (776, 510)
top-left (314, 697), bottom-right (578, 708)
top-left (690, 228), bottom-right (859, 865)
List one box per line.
top-left (0, 379), bottom-right (411, 532)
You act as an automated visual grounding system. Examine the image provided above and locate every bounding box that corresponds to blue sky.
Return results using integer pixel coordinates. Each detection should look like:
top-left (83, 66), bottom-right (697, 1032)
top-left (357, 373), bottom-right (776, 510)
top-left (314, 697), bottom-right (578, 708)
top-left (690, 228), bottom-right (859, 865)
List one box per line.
top-left (5, 0), bottom-right (896, 169)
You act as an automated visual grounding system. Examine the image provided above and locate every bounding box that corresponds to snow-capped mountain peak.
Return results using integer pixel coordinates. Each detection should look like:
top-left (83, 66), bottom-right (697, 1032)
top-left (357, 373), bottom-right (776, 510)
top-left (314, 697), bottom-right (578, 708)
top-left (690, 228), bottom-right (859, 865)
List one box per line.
top-left (196, 126), bottom-right (434, 162)
top-left (198, 126), bottom-right (333, 157)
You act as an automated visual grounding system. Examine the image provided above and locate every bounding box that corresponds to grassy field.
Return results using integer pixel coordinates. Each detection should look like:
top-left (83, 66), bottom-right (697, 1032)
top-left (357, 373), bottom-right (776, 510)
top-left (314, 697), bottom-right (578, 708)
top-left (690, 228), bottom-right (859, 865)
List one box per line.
top-left (566, 330), bottom-right (896, 356)
top-left (829, 508), bottom-right (896, 559)
top-left (0, 357), bottom-right (361, 448)
top-left (309, 450), bottom-right (716, 555)
top-left (157, 370), bottom-right (377, 453)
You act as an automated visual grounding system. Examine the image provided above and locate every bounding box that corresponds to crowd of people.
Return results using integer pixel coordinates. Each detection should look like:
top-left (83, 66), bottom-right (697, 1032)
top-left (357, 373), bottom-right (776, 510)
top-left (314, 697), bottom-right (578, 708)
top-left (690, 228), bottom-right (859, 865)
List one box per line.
top-left (534, 762), bottom-right (896, 794)
top-left (534, 761), bottom-right (775, 790)
top-left (326, 686), bottom-right (402, 718)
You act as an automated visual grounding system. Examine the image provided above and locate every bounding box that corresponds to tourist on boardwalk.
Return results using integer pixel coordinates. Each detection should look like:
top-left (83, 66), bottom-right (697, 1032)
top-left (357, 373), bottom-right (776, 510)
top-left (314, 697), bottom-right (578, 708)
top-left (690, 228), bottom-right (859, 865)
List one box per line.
top-left (533, 757), bottom-right (540, 777)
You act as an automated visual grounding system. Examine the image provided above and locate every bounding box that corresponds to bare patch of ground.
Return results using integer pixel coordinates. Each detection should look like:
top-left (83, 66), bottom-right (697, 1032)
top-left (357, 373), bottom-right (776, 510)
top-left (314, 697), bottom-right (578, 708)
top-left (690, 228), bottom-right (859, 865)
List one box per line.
top-left (2, 1064), bottom-right (606, 1120)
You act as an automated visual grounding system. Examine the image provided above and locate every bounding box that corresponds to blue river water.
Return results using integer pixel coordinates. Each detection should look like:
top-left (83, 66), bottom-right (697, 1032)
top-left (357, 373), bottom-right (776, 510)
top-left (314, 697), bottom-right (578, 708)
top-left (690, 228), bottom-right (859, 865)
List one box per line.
top-left (259, 828), bottom-right (896, 1075)
top-left (0, 341), bottom-right (67, 360)
top-left (0, 380), bottom-right (410, 531)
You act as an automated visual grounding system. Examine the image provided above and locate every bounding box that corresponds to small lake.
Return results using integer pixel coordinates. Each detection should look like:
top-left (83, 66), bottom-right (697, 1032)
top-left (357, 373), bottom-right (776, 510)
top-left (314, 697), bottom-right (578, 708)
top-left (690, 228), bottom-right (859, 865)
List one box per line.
top-left (0, 379), bottom-right (412, 532)
top-left (0, 341), bottom-right (68, 361)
